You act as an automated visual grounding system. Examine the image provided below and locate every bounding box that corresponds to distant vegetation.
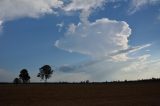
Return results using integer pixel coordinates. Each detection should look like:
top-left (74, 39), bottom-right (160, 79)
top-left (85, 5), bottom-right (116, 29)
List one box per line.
top-left (11, 64), bottom-right (160, 84)
top-left (13, 69), bottom-right (30, 84)
top-left (12, 78), bottom-right (160, 84)
top-left (13, 65), bottom-right (54, 84)
top-left (37, 65), bottom-right (54, 82)
top-left (19, 69), bottom-right (30, 83)
top-left (13, 78), bottom-right (21, 84)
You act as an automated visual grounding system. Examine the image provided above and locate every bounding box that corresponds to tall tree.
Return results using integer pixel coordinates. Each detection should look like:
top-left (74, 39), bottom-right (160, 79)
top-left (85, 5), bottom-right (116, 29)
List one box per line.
top-left (37, 65), bottom-right (54, 82)
top-left (19, 69), bottom-right (30, 83)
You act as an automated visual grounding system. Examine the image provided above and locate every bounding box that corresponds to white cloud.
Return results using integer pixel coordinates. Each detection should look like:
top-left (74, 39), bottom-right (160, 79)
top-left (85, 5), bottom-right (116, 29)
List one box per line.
top-left (63, 0), bottom-right (106, 12)
top-left (56, 22), bottom-right (64, 32)
top-left (63, 0), bottom-right (124, 12)
top-left (0, 0), bottom-right (63, 32)
top-left (63, 0), bottom-right (106, 24)
top-left (113, 3), bottom-right (121, 9)
top-left (128, 44), bottom-right (151, 53)
top-left (68, 23), bottom-right (76, 33)
top-left (111, 54), bottom-right (129, 62)
top-left (54, 0), bottom-right (156, 81)
top-left (129, 0), bottom-right (160, 14)
top-left (56, 22), bottom-right (64, 27)
top-left (55, 18), bottom-right (131, 57)
top-left (56, 0), bottom-right (152, 62)
top-left (0, 0), bottom-right (63, 21)
top-left (63, 0), bottom-right (125, 24)
top-left (111, 44), bottom-right (151, 55)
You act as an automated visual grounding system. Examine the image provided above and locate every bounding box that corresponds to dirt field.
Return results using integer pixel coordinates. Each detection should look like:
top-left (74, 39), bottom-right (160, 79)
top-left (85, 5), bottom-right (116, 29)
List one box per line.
top-left (0, 82), bottom-right (160, 106)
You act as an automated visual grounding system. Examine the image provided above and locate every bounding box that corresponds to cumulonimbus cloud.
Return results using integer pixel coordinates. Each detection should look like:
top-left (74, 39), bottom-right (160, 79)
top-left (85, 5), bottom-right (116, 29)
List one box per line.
top-left (55, 0), bottom-right (152, 61)
top-left (54, 0), bottom-right (153, 79)
top-left (55, 18), bottom-right (131, 57)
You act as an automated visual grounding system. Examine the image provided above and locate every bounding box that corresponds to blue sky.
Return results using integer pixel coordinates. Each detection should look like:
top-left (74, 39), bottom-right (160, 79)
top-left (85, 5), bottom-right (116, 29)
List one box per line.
top-left (0, 0), bottom-right (160, 82)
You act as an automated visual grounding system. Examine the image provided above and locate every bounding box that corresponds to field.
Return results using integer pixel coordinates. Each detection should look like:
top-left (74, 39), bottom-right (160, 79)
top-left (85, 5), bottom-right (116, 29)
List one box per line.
top-left (0, 81), bottom-right (160, 106)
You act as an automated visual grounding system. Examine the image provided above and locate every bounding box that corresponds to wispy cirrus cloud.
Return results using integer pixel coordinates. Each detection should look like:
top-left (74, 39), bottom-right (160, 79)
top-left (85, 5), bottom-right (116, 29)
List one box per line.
top-left (111, 43), bottom-right (151, 61)
top-left (128, 0), bottom-right (160, 14)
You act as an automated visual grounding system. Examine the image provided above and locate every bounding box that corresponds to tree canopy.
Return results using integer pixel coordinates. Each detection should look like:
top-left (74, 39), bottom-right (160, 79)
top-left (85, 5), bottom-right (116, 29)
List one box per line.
top-left (19, 69), bottom-right (30, 83)
top-left (37, 65), bottom-right (54, 82)
top-left (13, 78), bottom-right (21, 84)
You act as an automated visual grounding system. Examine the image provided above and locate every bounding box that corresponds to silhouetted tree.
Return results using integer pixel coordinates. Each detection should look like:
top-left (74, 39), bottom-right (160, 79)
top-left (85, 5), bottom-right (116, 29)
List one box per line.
top-left (37, 65), bottom-right (54, 82)
top-left (19, 69), bottom-right (30, 83)
top-left (86, 80), bottom-right (89, 83)
top-left (13, 78), bottom-right (21, 84)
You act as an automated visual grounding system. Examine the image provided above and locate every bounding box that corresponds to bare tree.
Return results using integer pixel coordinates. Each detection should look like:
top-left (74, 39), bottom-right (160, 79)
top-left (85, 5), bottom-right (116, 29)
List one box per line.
top-left (37, 65), bottom-right (54, 82)
top-left (19, 69), bottom-right (30, 83)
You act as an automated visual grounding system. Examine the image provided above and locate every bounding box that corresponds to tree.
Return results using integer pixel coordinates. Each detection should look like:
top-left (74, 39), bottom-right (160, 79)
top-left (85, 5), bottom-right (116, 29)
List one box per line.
top-left (19, 69), bottom-right (30, 83)
top-left (37, 65), bottom-right (54, 82)
top-left (13, 78), bottom-right (21, 84)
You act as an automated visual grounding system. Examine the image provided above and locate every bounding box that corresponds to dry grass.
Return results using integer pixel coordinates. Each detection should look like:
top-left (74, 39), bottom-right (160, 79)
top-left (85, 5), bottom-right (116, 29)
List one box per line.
top-left (0, 82), bottom-right (160, 106)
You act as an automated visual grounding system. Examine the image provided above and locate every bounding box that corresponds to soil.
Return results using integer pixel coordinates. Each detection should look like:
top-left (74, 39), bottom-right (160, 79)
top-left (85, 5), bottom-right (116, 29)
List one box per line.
top-left (0, 82), bottom-right (160, 106)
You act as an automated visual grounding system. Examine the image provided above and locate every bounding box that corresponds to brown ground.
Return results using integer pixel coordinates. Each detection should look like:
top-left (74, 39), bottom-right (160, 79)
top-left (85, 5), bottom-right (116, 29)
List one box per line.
top-left (0, 82), bottom-right (160, 106)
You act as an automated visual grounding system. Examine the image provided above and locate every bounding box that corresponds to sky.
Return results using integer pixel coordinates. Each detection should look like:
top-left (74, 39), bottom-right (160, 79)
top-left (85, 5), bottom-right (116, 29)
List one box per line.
top-left (0, 0), bottom-right (160, 82)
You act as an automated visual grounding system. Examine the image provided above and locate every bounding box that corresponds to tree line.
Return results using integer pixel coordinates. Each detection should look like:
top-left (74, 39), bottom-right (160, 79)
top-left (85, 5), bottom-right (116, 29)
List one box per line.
top-left (13, 65), bottom-right (54, 84)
